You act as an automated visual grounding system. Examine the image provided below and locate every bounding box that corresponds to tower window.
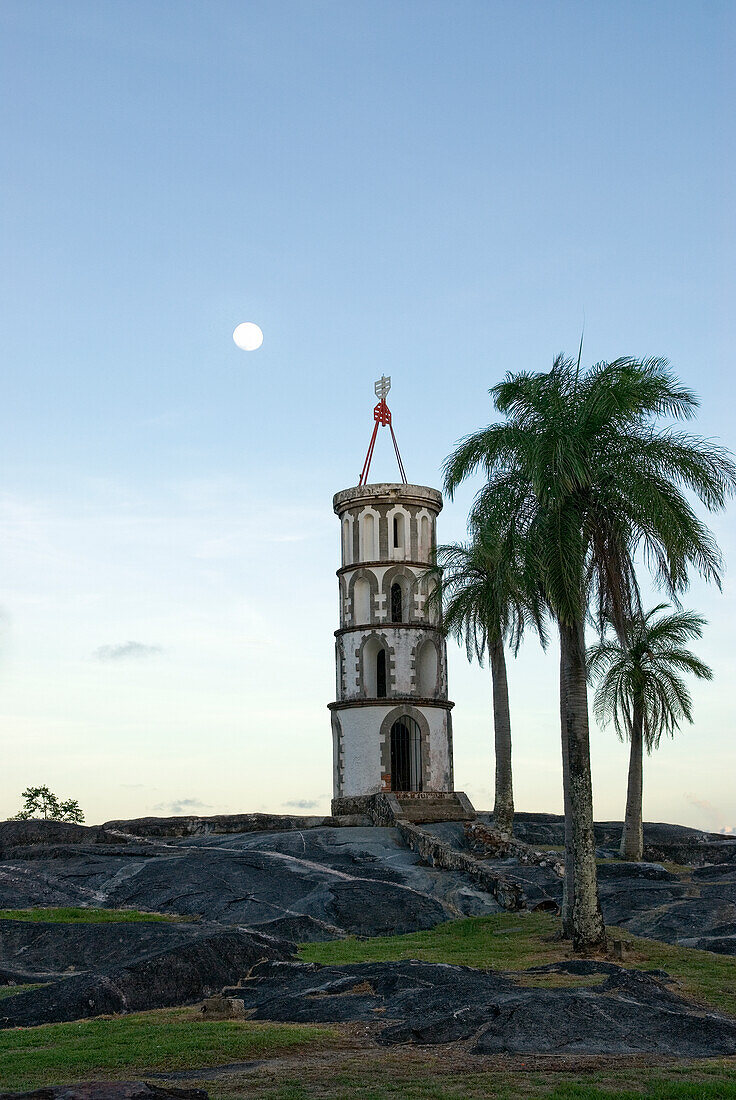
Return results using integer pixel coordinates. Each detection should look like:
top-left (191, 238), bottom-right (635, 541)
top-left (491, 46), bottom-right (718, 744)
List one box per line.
top-left (361, 512), bottom-right (375, 560)
top-left (376, 649), bottom-right (387, 698)
top-left (354, 576), bottom-right (371, 623)
top-left (390, 582), bottom-right (403, 623)
top-left (393, 512), bottom-right (405, 549)
top-left (420, 515), bottom-right (430, 559)
top-left (417, 638), bottom-right (438, 696)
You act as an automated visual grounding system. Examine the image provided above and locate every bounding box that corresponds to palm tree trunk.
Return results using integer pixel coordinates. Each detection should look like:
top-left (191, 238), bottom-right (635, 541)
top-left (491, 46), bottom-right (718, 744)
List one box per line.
top-left (560, 641), bottom-right (575, 938)
top-left (490, 639), bottom-right (514, 836)
top-left (559, 619), bottom-right (607, 953)
top-left (619, 704), bottom-right (644, 861)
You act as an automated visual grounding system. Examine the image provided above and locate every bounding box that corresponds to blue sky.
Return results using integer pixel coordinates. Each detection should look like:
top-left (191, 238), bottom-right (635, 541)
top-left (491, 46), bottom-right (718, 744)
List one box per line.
top-left (1, 1), bottom-right (734, 829)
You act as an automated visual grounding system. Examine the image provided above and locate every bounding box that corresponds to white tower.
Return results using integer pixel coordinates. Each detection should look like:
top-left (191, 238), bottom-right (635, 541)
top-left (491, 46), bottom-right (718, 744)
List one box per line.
top-left (329, 378), bottom-right (456, 811)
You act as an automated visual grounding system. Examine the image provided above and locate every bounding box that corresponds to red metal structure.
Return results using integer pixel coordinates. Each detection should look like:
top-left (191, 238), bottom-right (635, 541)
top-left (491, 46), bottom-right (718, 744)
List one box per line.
top-left (358, 375), bottom-right (408, 486)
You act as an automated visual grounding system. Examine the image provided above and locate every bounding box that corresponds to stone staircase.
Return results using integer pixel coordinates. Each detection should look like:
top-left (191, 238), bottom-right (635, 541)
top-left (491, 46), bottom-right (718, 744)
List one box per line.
top-left (388, 791), bottom-right (475, 824)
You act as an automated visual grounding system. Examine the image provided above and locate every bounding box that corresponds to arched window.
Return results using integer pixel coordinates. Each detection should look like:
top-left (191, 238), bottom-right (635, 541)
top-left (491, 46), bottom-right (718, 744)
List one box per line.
top-left (390, 582), bottom-right (403, 622)
top-left (390, 716), bottom-right (422, 791)
top-left (342, 518), bottom-right (351, 565)
top-left (420, 515), bottom-right (431, 560)
top-left (392, 512), bottom-right (405, 550)
top-left (424, 580), bottom-right (440, 625)
top-left (417, 639), bottom-right (438, 697)
top-left (376, 649), bottom-right (387, 698)
top-left (354, 577), bottom-right (371, 623)
top-left (361, 513), bottom-right (375, 560)
top-left (363, 636), bottom-right (388, 698)
top-left (335, 641), bottom-right (346, 696)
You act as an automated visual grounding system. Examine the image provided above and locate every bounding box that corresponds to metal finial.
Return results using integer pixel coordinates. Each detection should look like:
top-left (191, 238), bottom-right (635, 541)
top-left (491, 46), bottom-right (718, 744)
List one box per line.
top-left (374, 375), bottom-right (391, 401)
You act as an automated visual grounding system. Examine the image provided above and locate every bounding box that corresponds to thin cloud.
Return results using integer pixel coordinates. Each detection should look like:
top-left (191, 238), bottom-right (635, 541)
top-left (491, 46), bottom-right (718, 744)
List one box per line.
top-left (95, 641), bottom-right (163, 661)
top-left (686, 795), bottom-right (719, 816)
top-left (685, 794), bottom-right (724, 830)
top-left (283, 798), bottom-right (320, 810)
top-left (152, 797), bottom-right (212, 815)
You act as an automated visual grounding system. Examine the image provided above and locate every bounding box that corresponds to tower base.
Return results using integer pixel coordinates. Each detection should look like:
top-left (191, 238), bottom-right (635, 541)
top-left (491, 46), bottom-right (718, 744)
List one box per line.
top-left (332, 790), bottom-right (475, 826)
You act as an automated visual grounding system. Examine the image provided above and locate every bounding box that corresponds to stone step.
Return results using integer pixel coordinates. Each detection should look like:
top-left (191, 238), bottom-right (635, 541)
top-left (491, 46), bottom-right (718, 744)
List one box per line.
top-left (399, 806), bottom-right (468, 823)
top-left (392, 792), bottom-right (475, 824)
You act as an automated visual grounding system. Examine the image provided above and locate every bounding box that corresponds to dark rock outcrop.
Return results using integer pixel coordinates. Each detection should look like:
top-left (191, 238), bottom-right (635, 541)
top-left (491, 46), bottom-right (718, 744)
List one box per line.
top-left (507, 813), bottom-right (736, 866)
top-left (0, 821), bottom-right (123, 858)
top-left (223, 957), bottom-right (736, 1056)
top-left (0, 929), bottom-right (292, 1029)
top-left (1, 817), bottom-right (735, 967)
top-left (245, 914), bottom-right (346, 943)
top-left (0, 830), bottom-right (467, 933)
top-left (617, 897), bottom-right (736, 945)
top-left (0, 919), bottom-right (212, 976)
top-left (101, 813), bottom-right (359, 839)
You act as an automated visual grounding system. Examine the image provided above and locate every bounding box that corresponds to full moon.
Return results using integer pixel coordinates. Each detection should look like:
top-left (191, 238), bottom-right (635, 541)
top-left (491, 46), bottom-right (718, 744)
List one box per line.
top-left (233, 322), bottom-right (264, 351)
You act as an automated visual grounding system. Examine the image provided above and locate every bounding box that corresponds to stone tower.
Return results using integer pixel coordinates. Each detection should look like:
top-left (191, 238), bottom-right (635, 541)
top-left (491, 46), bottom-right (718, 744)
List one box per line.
top-left (329, 482), bottom-right (454, 804)
top-left (329, 378), bottom-right (461, 815)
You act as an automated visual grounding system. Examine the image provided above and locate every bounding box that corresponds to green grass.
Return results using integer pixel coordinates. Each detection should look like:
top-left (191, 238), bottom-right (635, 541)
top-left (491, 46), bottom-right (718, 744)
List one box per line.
top-left (0, 1007), bottom-right (340, 1092)
top-left (0, 984), bottom-right (45, 1001)
top-left (299, 912), bottom-right (736, 1017)
top-left (203, 1060), bottom-right (736, 1100)
top-left (660, 862), bottom-right (694, 876)
top-left (4, 1009), bottom-right (736, 1099)
top-left (513, 972), bottom-right (607, 989)
top-left (300, 912), bottom-right (569, 971)
top-left (0, 907), bottom-right (186, 923)
top-left (210, 1074), bottom-right (736, 1100)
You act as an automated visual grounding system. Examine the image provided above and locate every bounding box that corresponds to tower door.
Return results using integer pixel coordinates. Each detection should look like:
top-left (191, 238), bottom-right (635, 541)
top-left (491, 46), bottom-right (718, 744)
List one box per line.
top-left (390, 717), bottom-right (422, 792)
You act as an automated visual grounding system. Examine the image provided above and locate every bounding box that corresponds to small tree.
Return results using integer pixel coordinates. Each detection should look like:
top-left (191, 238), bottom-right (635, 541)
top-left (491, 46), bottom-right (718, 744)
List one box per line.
top-left (57, 798), bottom-right (85, 824)
top-left (13, 786), bottom-right (85, 823)
top-left (588, 605), bottom-right (712, 861)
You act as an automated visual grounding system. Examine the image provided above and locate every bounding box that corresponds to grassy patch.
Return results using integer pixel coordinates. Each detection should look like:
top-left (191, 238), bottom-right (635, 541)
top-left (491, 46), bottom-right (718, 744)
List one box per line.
top-left (513, 972), bottom-right (607, 990)
top-left (0, 907), bottom-right (186, 923)
top-left (200, 1051), bottom-right (736, 1099)
top-left (299, 913), bottom-right (736, 1017)
top-left (0, 1007), bottom-right (340, 1092)
top-left (660, 862), bottom-right (693, 877)
top-left (0, 984), bottom-right (45, 1001)
top-left (300, 913), bottom-right (568, 970)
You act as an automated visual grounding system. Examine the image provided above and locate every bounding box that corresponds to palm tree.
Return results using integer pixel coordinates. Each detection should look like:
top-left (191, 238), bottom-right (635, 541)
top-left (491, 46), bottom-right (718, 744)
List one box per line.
top-left (430, 522), bottom-right (546, 836)
top-left (588, 604), bottom-right (712, 862)
top-left (444, 355), bottom-right (735, 951)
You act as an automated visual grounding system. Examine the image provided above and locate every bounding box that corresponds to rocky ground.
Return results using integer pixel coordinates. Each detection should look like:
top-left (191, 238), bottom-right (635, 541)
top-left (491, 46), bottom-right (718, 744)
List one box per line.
top-left (221, 955), bottom-right (736, 1057)
top-left (1, 812), bottom-right (735, 1054)
top-left (427, 817), bottom-right (736, 955)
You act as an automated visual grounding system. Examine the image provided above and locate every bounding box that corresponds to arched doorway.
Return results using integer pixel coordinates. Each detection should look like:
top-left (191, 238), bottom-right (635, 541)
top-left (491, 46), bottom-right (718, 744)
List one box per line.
top-left (390, 716), bottom-right (422, 792)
